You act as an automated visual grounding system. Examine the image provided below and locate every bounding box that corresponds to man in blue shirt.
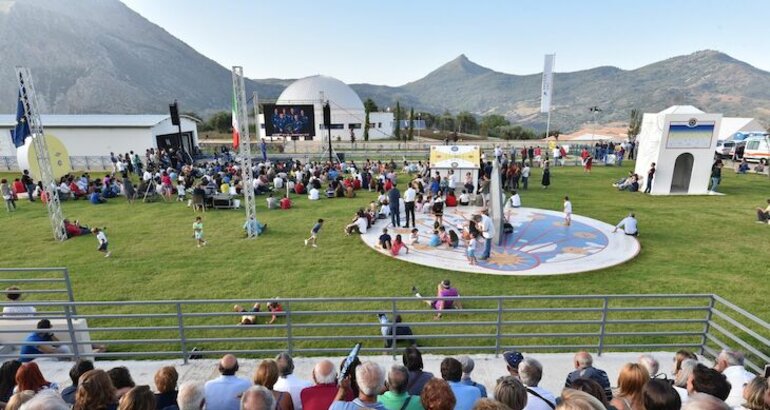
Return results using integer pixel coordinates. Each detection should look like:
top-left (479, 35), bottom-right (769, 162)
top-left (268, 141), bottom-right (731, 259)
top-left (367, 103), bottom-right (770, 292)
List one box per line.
top-left (458, 356), bottom-right (487, 398)
top-left (204, 354), bottom-right (252, 410)
top-left (440, 358), bottom-right (480, 410)
top-left (19, 319), bottom-right (71, 362)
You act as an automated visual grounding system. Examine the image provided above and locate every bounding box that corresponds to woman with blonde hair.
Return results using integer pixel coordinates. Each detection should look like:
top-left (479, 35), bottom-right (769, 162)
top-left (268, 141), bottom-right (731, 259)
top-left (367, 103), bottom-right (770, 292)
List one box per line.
top-left (4, 390), bottom-right (35, 410)
top-left (556, 389), bottom-right (605, 410)
top-left (74, 369), bottom-right (118, 410)
top-left (741, 376), bottom-right (768, 410)
top-left (610, 363), bottom-right (649, 410)
top-left (118, 385), bottom-right (155, 410)
top-left (253, 359), bottom-right (293, 410)
top-left (494, 376), bottom-right (527, 410)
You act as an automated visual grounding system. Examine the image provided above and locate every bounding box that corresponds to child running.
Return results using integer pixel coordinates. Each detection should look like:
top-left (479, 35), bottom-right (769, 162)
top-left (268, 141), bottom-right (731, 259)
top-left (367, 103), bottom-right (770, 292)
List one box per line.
top-left (92, 227), bottom-right (111, 258)
top-left (304, 218), bottom-right (324, 248)
top-left (193, 216), bottom-right (207, 247)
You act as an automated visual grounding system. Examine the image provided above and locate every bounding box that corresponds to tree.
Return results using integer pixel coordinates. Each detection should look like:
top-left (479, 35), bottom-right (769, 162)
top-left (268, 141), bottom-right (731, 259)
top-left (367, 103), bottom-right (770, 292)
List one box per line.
top-left (439, 110), bottom-right (455, 132)
top-left (408, 107), bottom-right (415, 140)
top-left (207, 111), bottom-right (232, 133)
top-left (456, 111), bottom-right (478, 134)
top-left (363, 110), bottom-right (370, 142)
top-left (363, 98), bottom-right (379, 113)
top-left (394, 101), bottom-right (402, 141)
top-left (493, 125), bottom-right (538, 140)
top-left (480, 114), bottom-right (510, 136)
top-left (627, 108), bottom-right (642, 141)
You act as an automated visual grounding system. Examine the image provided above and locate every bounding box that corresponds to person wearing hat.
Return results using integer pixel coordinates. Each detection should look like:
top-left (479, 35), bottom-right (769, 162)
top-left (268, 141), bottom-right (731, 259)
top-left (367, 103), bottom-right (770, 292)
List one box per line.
top-left (413, 280), bottom-right (462, 320)
top-left (503, 351), bottom-right (524, 379)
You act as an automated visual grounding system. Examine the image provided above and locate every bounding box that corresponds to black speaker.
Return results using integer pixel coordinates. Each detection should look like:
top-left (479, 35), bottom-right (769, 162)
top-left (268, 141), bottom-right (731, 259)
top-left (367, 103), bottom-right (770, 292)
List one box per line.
top-left (169, 101), bottom-right (180, 126)
top-left (323, 102), bottom-right (331, 126)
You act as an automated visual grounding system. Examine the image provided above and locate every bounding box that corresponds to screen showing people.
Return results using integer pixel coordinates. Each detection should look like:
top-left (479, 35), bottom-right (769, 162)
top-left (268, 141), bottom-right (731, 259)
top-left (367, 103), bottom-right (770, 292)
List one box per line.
top-left (264, 104), bottom-right (315, 138)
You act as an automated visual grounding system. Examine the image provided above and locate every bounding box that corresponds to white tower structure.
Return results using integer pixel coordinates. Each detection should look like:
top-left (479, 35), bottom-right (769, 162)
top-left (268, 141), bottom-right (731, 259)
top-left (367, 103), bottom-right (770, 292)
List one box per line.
top-left (232, 66), bottom-right (258, 237)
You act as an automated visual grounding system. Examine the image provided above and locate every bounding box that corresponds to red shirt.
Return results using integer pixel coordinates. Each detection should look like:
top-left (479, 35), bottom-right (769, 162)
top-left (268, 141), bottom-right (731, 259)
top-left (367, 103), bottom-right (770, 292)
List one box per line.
top-left (13, 181), bottom-right (25, 194)
top-left (301, 384), bottom-right (352, 410)
top-left (279, 197), bottom-right (292, 209)
top-left (294, 182), bottom-right (305, 194)
top-left (445, 195), bottom-right (457, 207)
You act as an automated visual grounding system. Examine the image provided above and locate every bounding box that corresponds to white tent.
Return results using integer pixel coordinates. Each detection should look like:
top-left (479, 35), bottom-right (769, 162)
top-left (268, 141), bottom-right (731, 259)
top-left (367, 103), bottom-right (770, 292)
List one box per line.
top-left (716, 117), bottom-right (765, 140)
top-left (633, 105), bottom-right (722, 195)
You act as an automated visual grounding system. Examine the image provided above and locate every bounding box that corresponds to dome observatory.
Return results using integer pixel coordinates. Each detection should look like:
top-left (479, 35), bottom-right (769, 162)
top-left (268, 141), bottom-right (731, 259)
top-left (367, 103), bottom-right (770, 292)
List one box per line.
top-left (260, 75), bottom-right (393, 142)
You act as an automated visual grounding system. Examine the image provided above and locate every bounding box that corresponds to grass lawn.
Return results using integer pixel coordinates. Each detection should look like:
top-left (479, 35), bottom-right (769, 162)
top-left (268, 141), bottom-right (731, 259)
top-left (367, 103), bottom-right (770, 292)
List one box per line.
top-left (1, 162), bottom-right (769, 355)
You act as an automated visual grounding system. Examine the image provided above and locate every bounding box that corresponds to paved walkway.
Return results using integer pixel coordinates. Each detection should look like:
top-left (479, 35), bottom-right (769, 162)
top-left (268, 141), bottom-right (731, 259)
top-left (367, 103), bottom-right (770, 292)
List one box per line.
top-left (33, 351), bottom-right (687, 397)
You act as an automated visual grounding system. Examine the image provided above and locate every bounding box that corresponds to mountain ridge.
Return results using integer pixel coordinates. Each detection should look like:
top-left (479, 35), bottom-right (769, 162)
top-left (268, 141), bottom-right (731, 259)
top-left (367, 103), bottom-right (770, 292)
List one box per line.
top-left (1, 0), bottom-right (769, 132)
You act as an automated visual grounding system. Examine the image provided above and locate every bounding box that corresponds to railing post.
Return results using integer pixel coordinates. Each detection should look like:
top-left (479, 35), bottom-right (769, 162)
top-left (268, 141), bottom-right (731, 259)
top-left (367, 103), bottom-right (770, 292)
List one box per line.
top-left (175, 303), bottom-right (188, 365)
top-left (597, 297), bottom-right (609, 356)
top-left (63, 268), bottom-right (77, 315)
top-left (63, 303), bottom-right (80, 361)
top-left (495, 298), bottom-right (503, 356)
top-left (390, 299), bottom-right (398, 359)
top-left (700, 295), bottom-right (716, 356)
top-left (84, 156), bottom-right (90, 170)
top-left (285, 302), bottom-right (293, 356)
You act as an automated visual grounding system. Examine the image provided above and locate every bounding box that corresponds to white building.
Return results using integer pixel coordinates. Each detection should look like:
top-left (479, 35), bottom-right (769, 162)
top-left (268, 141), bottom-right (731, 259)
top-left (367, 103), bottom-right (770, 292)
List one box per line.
top-left (0, 114), bottom-right (199, 158)
top-left (634, 105), bottom-right (721, 195)
top-left (258, 75), bottom-right (394, 141)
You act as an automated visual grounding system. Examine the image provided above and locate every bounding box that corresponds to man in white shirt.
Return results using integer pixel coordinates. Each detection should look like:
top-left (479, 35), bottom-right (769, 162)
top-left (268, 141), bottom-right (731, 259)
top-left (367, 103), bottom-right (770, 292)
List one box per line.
top-left (308, 187), bottom-right (320, 201)
top-left (273, 176), bottom-right (284, 189)
top-left (274, 352), bottom-right (312, 410)
top-left (613, 213), bottom-right (638, 236)
top-left (479, 211), bottom-right (496, 260)
top-left (506, 191), bottom-right (521, 209)
top-left (403, 185), bottom-right (417, 228)
top-left (563, 196), bottom-right (572, 226)
top-left (521, 165), bottom-right (530, 190)
top-left (447, 170), bottom-right (457, 191)
top-left (204, 354), bottom-right (252, 410)
top-left (2, 286), bottom-right (36, 316)
top-left (519, 358), bottom-right (556, 410)
top-left (714, 349), bottom-right (755, 408)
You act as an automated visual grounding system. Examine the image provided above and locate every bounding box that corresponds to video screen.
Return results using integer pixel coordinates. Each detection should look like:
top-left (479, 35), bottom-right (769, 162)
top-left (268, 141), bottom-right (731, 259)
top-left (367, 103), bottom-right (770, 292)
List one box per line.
top-left (264, 104), bottom-right (315, 137)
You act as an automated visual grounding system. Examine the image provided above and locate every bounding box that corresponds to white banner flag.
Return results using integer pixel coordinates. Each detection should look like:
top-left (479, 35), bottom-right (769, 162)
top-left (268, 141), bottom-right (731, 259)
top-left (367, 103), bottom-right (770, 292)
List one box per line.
top-left (540, 54), bottom-right (555, 113)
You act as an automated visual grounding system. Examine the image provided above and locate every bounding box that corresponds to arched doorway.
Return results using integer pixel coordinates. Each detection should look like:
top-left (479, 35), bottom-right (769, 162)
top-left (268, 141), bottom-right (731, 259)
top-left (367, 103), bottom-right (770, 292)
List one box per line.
top-left (671, 153), bottom-right (694, 193)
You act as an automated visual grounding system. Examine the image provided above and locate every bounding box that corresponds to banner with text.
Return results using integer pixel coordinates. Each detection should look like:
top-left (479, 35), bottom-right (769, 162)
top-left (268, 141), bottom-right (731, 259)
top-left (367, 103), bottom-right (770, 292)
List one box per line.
top-left (540, 54), bottom-right (555, 113)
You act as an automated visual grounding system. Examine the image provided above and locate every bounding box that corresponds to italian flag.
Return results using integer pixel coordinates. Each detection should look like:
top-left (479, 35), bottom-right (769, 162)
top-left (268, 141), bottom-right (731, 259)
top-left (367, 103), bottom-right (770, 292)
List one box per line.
top-left (231, 91), bottom-right (240, 150)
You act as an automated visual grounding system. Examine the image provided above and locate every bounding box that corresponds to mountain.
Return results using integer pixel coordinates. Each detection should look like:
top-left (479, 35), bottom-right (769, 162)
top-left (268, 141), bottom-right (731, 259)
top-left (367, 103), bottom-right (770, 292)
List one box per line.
top-left (0, 0), bottom-right (290, 115)
top-left (1, 0), bottom-right (769, 132)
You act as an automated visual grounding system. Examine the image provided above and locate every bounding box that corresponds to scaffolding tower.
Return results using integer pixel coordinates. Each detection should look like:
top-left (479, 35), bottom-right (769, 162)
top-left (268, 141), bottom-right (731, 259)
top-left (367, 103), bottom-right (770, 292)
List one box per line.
top-left (232, 66), bottom-right (258, 238)
top-left (15, 67), bottom-right (67, 241)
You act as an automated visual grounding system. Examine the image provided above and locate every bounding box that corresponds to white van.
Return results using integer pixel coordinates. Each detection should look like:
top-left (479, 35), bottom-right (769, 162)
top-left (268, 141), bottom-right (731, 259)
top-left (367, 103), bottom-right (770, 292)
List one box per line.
top-left (743, 135), bottom-right (770, 164)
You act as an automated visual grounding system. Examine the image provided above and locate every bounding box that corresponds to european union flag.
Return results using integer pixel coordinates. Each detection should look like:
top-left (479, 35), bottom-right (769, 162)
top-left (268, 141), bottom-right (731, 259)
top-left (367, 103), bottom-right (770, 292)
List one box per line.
top-left (10, 89), bottom-right (30, 148)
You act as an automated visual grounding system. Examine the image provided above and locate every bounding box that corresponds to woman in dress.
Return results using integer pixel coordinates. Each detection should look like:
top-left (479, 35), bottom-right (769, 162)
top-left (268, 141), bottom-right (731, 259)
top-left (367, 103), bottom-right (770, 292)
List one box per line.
top-left (541, 161), bottom-right (551, 189)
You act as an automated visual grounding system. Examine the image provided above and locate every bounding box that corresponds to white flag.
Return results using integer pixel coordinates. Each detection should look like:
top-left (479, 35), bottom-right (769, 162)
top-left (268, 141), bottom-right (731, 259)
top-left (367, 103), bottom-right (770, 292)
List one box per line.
top-left (540, 54), bottom-right (555, 113)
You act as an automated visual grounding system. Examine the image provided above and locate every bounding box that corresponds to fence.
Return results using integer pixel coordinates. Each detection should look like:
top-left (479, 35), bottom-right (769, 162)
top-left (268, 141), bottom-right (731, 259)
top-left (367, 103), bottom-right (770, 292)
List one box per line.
top-left (0, 156), bottom-right (113, 172)
top-left (1, 292), bottom-right (768, 371)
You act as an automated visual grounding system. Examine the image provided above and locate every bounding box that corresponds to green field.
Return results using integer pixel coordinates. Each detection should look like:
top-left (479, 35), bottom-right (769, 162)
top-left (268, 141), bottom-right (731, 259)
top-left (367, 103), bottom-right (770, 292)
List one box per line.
top-left (1, 163), bottom-right (769, 355)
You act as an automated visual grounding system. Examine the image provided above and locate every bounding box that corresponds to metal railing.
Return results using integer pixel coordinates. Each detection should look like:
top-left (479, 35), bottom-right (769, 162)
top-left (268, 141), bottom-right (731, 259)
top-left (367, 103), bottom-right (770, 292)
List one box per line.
top-left (1, 293), bottom-right (768, 371)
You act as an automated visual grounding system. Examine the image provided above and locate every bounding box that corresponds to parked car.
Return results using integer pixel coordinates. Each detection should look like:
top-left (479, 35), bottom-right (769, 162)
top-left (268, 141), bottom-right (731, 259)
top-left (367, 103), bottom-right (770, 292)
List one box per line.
top-left (715, 140), bottom-right (735, 158)
top-left (743, 135), bottom-right (770, 164)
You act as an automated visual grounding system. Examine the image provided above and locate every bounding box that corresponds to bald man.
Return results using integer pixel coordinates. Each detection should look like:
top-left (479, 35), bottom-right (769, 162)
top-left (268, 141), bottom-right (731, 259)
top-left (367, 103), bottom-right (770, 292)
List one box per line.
top-left (301, 360), bottom-right (351, 410)
top-left (205, 354), bottom-right (252, 410)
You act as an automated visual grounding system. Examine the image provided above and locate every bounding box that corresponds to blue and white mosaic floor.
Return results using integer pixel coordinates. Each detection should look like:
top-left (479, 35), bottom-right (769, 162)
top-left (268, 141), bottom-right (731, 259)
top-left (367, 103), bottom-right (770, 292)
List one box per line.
top-left (361, 206), bottom-right (640, 276)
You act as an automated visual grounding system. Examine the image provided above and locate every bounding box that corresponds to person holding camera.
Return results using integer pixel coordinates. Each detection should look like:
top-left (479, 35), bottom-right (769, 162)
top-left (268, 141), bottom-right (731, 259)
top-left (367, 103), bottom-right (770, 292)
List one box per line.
top-left (19, 319), bottom-right (71, 362)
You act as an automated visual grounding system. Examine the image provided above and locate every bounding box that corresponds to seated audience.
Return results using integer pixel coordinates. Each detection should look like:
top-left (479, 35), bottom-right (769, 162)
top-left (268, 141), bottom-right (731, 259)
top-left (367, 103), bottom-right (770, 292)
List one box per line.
top-left (241, 385), bottom-right (275, 410)
top-left (565, 378), bottom-right (613, 410)
top-left (0, 360), bottom-right (22, 405)
top-left (494, 376), bottom-right (527, 410)
top-left (109, 366), bottom-right (136, 400)
top-left (756, 198), bottom-right (770, 223)
top-left (300, 360), bottom-right (348, 410)
top-left (74, 369), bottom-right (118, 410)
top-left (177, 381), bottom-right (206, 410)
top-left (154, 366), bottom-right (179, 410)
top-left (267, 194), bottom-right (279, 210)
top-left (687, 363), bottom-right (731, 402)
top-left (391, 235), bottom-right (409, 256)
top-left (642, 379), bottom-right (681, 410)
top-left (403, 347), bottom-right (434, 396)
top-left (3, 286), bottom-right (36, 316)
top-left (16, 361), bottom-right (58, 392)
top-left (204, 354), bottom-right (251, 410)
top-left (457, 356), bottom-right (486, 398)
top-left (379, 228), bottom-right (392, 250)
top-left (274, 353), bottom-right (311, 410)
top-left (420, 378), bottom-right (455, 410)
top-left (61, 359), bottom-right (95, 405)
top-left (740, 376), bottom-right (768, 410)
top-left (19, 319), bottom-right (71, 362)
top-left (329, 361), bottom-right (386, 410)
top-left (637, 354), bottom-right (660, 378)
top-left (556, 389), bottom-right (605, 410)
top-left (518, 357), bottom-right (556, 409)
top-left (682, 393), bottom-right (731, 410)
top-left (307, 187), bottom-right (320, 201)
top-left (441, 357), bottom-right (481, 410)
top-left (279, 195), bottom-right (292, 209)
top-left (714, 348), bottom-right (755, 408)
top-left (609, 363), bottom-right (648, 410)
top-left (253, 359), bottom-right (293, 410)
top-left (119, 385), bottom-right (156, 410)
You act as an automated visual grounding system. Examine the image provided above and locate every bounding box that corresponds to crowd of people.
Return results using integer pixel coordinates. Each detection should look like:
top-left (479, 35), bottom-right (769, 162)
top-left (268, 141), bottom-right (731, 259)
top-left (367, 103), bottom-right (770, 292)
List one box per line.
top-left (1, 346), bottom-right (765, 410)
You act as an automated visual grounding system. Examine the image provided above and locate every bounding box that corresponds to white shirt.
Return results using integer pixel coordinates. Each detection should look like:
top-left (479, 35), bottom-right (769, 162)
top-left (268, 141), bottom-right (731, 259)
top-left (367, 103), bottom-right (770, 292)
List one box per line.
top-left (274, 374), bottom-right (312, 410)
top-left (506, 194), bottom-right (521, 208)
top-left (523, 386), bottom-right (557, 410)
top-left (96, 231), bottom-right (108, 244)
top-left (308, 188), bottom-right (319, 200)
top-left (722, 365), bottom-right (755, 408)
top-left (404, 187), bottom-right (417, 202)
top-left (481, 214), bottom-right (496, 238)
top-left (58, 182), bottom-right (71, 194)
top-left (447, 174), bottom-right (457, 188)
top-left (616, 216), bottom-right (638, 234)
top-left (564, 200), bottom-right (572, 214)
top-left (204, 375), bottom-right (251, 410)
top-left (521, 166), bottom-right (530, 178)
top-left (273, 177), bottom-right (284, 189)
top-left (2, 304), bottom-right (37, 316)
top-left (459, 193), bottom-right (470, 203)
top-left (143, 171), bottom-right (152, 181)
top-left (355, 217), bottom-right (368, 234)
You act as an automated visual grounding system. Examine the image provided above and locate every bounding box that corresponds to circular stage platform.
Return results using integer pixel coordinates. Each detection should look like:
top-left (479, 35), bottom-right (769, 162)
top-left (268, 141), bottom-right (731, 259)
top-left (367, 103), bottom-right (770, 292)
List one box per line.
top-left (361, 206), bottom-right (640, 276)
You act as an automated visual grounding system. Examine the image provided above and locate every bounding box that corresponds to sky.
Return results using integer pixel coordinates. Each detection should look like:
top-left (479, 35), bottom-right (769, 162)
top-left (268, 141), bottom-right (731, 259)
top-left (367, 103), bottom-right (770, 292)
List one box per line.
top-left (120, 0), bottom-right (770, 86)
